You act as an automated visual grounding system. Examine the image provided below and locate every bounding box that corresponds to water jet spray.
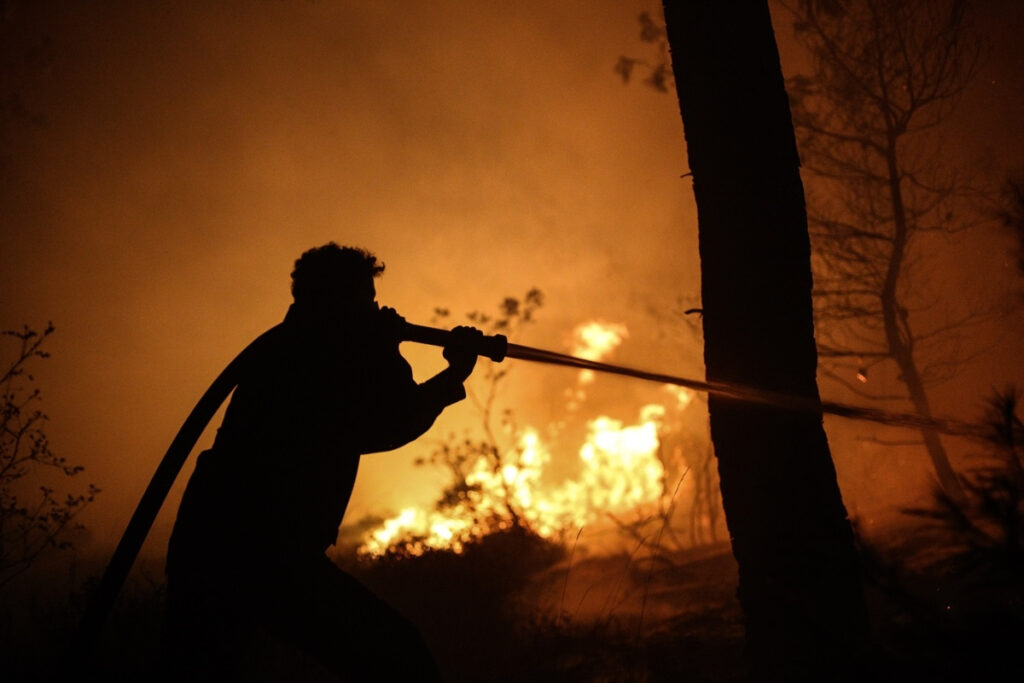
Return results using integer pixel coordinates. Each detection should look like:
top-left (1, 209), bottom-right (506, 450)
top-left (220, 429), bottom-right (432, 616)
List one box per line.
top-left (402, 321), bottom-right (986, 439)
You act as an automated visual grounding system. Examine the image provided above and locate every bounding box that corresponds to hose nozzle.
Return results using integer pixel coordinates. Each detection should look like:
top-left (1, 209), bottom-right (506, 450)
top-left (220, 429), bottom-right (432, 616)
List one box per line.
top-left (399, 322), bottom-right (508, 362)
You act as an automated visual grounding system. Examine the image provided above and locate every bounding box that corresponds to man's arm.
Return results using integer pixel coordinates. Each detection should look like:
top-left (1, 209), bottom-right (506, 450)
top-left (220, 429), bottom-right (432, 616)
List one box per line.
top-left (354, 323), bottom-right (481, 454)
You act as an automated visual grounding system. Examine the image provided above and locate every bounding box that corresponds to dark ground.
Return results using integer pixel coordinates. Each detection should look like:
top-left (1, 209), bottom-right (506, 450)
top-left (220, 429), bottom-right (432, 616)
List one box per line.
top-left (2, 522), bottom-right (1022, 682)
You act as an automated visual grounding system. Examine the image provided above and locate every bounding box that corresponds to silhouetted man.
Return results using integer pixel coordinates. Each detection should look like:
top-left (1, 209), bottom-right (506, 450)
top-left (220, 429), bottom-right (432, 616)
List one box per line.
top-left (163, 244), bottom-right (480, 681)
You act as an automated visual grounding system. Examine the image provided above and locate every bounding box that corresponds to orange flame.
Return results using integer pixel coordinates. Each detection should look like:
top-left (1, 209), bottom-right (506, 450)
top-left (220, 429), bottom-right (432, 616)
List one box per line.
top-left (663, 384), bottom-right (694, 410)
top-left (566, 321), bottom-right (628, 410)
top-left (570, 321), bottom-right (629, 362)
top-left (357, 320), bottom-right (700, 558)
top-left (358, 407), bottom-right (670, 557)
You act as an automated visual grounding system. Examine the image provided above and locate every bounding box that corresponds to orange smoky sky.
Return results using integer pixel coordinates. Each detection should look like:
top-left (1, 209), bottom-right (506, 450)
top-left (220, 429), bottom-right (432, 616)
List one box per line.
top-left (1, 1), bottom-right (1022, 558)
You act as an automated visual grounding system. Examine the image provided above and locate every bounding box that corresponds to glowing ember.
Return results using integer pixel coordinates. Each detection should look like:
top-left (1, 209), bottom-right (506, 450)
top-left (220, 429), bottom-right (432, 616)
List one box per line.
top-left (358, 407), bottom-right (669, 557)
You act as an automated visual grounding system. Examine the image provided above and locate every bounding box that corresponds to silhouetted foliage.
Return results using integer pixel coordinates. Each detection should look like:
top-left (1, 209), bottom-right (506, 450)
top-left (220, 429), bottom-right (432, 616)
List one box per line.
top-left (655, 297), bottom-right (725, 548)
top-left (408, 290), bottom-right (545, 540)
top-left (1, 323), bottom-right (98, 588)
top-left (615, 11), bottom-right (672, 93)
top-left (782, 0), bottom-right (994, 503)
top-left (623, 2), bottom-right (994, 503)
top-left (995, 172), bottom-right (1024, 281)
top-left (846, 392), bottom-right (1024, 679)
top-left (904, 388), bottom-right (1024, 582)
top-left (346, 525), bottom-right (565, 680)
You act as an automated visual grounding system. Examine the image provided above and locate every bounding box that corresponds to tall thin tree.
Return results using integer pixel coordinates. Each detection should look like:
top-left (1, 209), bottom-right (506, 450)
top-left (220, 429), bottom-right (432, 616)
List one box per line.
top-left (785, 0), bottom-right (985, 504)
top-left (662, 1), bottom-right (868, 678)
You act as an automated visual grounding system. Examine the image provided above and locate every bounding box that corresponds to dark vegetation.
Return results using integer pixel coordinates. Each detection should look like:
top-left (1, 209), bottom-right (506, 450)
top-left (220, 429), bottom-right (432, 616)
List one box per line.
top-left (785, 0), bottom-right (995, 505)
top-left (338, 531), bottom-right (747, 683)
top-left (410, 290), bottom-right (546, 544)
top-left (0, 323), bottom-right (102, 680)
top-left (903, 389), bottom-right (1024, 587)
top-left (995, 171), bottom-right (1024, 283)
top-left (10, 493), bottom-right (1023, 682)
top-left (1, 323), bottom-right (97, 588)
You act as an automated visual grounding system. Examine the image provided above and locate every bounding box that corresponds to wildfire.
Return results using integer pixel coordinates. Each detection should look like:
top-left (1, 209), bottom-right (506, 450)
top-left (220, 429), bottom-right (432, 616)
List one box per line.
top-left (358, 407), bottom-right (670, 557)
top-left (663, 384), bottom-right (694, 410)
top-left (571, 320), bottom-right (629, 361)
top-left (569, 320), bottom-right (628, 386)
top-left (574, 406), bottom-right (665, 513)
top-left (565, 321), bottom-right (629, 413)
top-left (357, 319), bottom-right (691, 559)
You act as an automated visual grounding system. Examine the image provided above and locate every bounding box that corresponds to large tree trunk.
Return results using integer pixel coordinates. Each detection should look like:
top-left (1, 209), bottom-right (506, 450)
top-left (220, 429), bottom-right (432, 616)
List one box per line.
top-left (662, 2), bottom-right (869, 679)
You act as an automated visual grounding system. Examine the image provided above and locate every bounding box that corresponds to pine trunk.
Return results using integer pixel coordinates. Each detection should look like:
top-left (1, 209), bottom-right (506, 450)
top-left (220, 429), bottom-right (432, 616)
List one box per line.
top-left (662, 1), bottom-right (870, 678)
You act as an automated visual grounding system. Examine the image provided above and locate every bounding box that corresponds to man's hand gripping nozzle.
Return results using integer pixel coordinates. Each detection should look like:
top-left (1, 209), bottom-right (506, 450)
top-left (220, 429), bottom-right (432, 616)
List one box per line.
top-left (399, 321), bottom-right (508, 362)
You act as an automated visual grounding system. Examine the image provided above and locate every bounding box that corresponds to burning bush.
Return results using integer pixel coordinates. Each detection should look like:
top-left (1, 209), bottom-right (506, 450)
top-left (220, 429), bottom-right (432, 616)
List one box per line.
top-left (353, 293), bottom-right (715, 561)
top-left (358, 413), bottom-right (674, 558)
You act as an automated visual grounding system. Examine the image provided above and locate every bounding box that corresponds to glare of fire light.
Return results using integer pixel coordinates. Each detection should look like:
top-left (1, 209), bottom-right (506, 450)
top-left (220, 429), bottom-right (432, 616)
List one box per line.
top-left (358, 407), bottom-right (669, 557)
top-left (571, 321), bottom-right (629, 361)
top-left (576, 409), bottom-right (664, 512)
top-left (358, 321), bottom-right (681, 557)
top-left (570, 321), bottom-right (628, 386)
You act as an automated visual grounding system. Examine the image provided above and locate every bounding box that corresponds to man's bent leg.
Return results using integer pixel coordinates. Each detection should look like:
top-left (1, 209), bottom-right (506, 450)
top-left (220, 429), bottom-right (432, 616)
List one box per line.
top-left (261, 557), bottom-right (442, 682)
top-left (162, 575), bottom-right (256, 681)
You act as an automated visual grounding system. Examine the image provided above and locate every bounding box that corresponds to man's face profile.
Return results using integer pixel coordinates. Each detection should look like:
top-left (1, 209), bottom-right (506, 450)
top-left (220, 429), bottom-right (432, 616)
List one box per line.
top-left (345, 277), bottom-right (378, 318)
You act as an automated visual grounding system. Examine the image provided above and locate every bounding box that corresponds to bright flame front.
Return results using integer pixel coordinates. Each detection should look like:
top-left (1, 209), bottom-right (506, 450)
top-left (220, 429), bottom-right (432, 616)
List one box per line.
top-left (358, 409), bottom-right (671, 557)
top-left (358, 320), bottom-right (693, 558)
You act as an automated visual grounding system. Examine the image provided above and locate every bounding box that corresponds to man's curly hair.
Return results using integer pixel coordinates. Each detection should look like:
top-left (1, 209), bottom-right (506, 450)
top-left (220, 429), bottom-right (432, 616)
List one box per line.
top-left (290, 243), bottom-right (385, 305)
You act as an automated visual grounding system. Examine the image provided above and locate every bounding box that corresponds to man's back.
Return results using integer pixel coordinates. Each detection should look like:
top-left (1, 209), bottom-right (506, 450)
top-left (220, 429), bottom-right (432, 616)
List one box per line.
top-left (167, 303), bottom-right (451, 571)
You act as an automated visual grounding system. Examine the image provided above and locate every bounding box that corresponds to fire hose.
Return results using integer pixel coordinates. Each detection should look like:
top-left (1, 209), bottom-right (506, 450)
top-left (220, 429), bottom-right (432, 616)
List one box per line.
top-left (64, 320), bottom-right (987, 667)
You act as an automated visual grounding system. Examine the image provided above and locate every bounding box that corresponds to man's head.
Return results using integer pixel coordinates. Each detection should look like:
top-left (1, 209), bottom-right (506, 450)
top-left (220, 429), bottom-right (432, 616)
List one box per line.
top-left (291, 243), bottom-right (384, 315)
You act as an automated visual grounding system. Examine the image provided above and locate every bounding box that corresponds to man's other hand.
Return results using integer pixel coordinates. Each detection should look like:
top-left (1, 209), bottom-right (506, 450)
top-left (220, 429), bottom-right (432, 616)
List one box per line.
top-left (443, 326), bottom-right (482, 382)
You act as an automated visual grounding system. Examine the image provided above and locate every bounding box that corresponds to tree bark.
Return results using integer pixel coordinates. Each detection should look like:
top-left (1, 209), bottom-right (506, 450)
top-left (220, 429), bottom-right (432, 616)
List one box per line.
top-left (662, 1), bottom-right (870, 679)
